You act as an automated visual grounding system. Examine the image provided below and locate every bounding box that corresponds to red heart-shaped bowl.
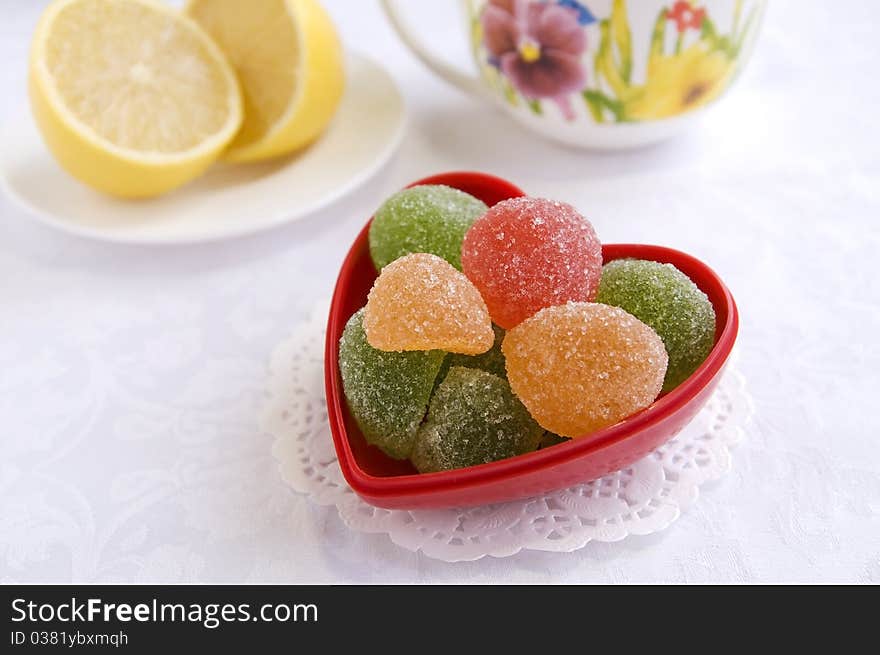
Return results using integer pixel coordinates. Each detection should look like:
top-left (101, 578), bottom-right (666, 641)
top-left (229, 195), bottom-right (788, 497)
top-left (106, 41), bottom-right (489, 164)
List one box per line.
top-left (325, 171), bottom-right (738, 509)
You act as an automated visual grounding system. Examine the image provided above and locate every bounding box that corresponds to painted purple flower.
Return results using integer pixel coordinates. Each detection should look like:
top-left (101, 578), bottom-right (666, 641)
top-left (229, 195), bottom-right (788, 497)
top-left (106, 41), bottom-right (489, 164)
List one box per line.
top-left (482, 0), bottom-right (588, 120)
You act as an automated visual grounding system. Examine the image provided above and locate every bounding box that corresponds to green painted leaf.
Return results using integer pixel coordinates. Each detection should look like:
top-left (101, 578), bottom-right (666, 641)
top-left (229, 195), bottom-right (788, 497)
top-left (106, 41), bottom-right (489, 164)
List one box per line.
top-left (648, 8), bottom-right (668, 69)
top-left (732, 0), bottom-right (744, 39)
top-left (610, 0), bottom-right (633, 83)
top-left (701, 15), bottom-right (720, 46)
top-left (583, 92), bottom-right (605, 122)
top-left (503, 80), bottom-right (519, 106)
top-left (597, 19), bottom-right (628, 98)
top-left (734, 6), bottom-right (758, 55)
top-left (583, 90), bottom-right (625, 122)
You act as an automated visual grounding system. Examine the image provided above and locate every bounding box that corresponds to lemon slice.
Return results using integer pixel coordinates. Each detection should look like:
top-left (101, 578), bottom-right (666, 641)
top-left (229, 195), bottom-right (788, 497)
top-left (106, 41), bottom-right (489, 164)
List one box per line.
top-left (29, 0), bottom-right (243, 198)
top-left (186, 0), bottom-right (345, 163)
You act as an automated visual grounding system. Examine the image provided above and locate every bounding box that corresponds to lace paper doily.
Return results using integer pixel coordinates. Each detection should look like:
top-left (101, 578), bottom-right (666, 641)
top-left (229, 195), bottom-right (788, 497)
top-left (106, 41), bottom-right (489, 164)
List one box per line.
top-left (263, 301), bottom-right (752, 562)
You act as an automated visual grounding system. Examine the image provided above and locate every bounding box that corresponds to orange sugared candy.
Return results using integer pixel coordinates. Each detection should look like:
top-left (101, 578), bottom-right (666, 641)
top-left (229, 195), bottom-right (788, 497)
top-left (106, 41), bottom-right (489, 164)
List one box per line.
top-left (364, 253), bottom-right (494, 354)
top-left (502, 302), bottom-right (668, 438)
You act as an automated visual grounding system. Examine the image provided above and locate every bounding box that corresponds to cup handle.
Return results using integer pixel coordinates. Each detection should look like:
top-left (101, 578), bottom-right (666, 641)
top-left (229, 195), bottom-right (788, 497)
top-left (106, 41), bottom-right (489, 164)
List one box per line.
top-left (379, 0), bottom-right (493, 101)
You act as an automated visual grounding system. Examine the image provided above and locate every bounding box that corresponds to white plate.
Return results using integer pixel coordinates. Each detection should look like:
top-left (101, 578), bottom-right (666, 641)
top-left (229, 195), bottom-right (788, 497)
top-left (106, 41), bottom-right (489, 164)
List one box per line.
top-left (0, 53), bottom-right (406, 244)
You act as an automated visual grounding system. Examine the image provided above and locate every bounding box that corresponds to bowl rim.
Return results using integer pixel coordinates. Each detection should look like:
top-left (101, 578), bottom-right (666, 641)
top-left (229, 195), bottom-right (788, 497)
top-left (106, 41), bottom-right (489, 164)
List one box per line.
top-left (325, 172), bottom-right (739, 499)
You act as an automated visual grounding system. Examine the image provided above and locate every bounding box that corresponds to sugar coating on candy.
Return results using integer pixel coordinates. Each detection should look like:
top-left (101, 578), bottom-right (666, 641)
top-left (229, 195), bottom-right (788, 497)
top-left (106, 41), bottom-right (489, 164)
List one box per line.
top-left (410, 367), bottom-right (543, 473)
top-left (503, 302), bottom-right (668, 438)
top-left (369, 185), bottom-right (488, 271)
top-left (363, 253), bottom-right (494, 355)
top-left (435, 324), bottom-right (506, 387)
top-left (461, 197), bottom-right (602, 329)
top-left (338, 309), bottom-right (446, 459)
top-left (597, 259), bottom-right (716, 392)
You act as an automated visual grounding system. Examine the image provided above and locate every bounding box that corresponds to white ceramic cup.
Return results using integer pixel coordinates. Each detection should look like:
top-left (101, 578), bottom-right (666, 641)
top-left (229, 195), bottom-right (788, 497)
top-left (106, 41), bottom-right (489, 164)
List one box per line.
top-left (381, 0), bottom-right (766, 149)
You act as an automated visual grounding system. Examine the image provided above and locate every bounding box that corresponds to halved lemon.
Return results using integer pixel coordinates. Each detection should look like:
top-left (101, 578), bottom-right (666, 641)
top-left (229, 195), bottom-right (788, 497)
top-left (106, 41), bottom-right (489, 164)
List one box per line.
top-left (29, 0), bottom-right (243, 198)
top-left (186, 0), bottom-right (345, 163)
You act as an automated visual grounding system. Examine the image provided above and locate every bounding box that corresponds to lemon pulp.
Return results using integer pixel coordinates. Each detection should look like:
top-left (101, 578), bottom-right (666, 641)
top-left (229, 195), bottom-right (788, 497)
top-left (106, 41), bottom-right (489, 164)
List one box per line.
top-left (187, 0), bottom-right (345, 163)
top-left (30, 0), bottom-right (242, 198)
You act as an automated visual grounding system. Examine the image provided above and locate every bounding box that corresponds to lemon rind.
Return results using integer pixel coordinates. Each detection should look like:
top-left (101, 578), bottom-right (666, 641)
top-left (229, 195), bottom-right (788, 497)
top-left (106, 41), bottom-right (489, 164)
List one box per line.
top-left (31, 0), bottom-right (243, 167)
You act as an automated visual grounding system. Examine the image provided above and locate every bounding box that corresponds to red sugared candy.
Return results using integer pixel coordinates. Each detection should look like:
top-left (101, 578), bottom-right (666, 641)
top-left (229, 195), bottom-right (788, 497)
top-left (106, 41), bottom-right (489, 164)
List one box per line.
top-left (461, 197), bottom-right (602, 329)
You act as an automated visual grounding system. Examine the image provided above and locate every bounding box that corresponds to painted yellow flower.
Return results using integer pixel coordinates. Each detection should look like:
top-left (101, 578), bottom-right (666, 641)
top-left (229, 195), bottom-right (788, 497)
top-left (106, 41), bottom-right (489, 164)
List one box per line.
top-left (586, 0), bottom-right (759, 123)
top-left (624, 43), bottom-right (736, 120)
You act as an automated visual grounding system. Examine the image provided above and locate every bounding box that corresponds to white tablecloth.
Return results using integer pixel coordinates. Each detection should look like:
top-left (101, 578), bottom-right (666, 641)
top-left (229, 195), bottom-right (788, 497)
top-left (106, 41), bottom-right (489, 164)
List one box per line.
top-left (1, 0), bottom-right (878, 583)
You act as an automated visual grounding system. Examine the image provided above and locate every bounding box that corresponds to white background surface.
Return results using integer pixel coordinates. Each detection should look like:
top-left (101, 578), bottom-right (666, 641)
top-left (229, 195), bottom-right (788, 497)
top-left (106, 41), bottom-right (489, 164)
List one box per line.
top-left (1, 0), bottom-right (878, 583)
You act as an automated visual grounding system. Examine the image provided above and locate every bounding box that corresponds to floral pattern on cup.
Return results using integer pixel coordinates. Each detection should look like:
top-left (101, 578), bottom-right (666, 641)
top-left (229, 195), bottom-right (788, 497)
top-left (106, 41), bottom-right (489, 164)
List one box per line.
top-left (469, 0), bottom-right (761, 123)
top-left (480, 0), bottom-right (593, 119)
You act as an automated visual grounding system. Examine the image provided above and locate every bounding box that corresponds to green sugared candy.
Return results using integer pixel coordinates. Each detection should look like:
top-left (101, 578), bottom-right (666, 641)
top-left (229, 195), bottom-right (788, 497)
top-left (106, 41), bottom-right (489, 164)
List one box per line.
top-left (597, 259), bottom-right (716, 392)
top-left (368, 185), bottom-right (488, 271)
top-left (338, 309), bottom-right (446, 459)
top-left (410, 367), bottom-right (543, 473)
top-left (435, 324), bottom-right (506, 387)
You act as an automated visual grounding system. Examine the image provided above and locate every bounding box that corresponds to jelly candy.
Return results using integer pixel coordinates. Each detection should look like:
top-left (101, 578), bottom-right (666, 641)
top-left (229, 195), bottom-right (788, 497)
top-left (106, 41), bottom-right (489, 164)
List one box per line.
top-left (368, 185), bottom-right (488, 271)
top-left (503, 302), bottom-right (668, 438)
top-left (363, 253), bottom-right (494, 355)
top-left (461, 197), bottom-right (602, 329)
top-left (410, 367), bottom-right (543, 473)
top-left (338, 309), bottom-right (446, 459)
top-left (435, 324), bottom-right (506, 387)
top-left (597, 259), bottom-right (716, 392)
